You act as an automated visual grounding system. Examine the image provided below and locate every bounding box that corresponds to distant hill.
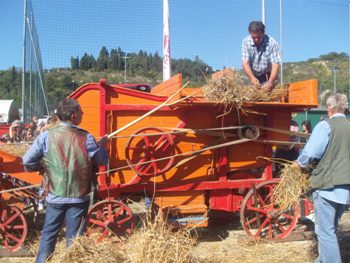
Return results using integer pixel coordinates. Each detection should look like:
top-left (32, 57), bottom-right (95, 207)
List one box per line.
top-left (0, 51), bottom-right (348, 112)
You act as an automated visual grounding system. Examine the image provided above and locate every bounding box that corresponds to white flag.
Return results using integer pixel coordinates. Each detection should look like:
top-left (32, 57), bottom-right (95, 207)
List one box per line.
top-left (163, 0), bottom-right (171, 81)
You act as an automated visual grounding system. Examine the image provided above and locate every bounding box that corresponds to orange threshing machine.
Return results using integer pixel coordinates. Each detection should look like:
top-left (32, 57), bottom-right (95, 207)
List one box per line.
top-left (71, 74), bottom-right (317, 241)
top-left (0, 73), bottom-right (318, 251)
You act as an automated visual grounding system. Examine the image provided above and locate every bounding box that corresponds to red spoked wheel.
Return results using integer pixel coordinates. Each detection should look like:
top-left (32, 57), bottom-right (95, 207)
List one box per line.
top-left (0, 203), bottom-right (28, 251)
top-left (87, 200), bottom-right (135, 242)
top-left (125, 127), bottom-right (176, 176)
top-left (240, 180), bottom-right (300, 240)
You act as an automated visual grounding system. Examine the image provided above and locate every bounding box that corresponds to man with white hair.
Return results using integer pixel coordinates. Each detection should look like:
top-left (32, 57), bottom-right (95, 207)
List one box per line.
top-left (297, 93), bottom-right (350, 263)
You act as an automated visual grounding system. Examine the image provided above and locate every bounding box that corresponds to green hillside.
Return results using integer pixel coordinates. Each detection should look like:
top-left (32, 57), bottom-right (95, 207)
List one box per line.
top-left (0, 51), bottom-right (349, 112)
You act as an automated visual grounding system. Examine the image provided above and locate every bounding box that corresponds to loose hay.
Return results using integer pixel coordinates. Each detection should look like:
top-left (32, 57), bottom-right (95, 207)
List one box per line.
top-left (202, 71), bottom-right (288, 106)
top-left (123, 212), bottom-right (197, 263)
top-left (274, 163), bottom-right (310, 211)
top-left (0, 142), bottom-right (31, 157)
top-left (48, 235), bottom-right (124, 263)
top-left (47, 211), bottom-right (197, 263)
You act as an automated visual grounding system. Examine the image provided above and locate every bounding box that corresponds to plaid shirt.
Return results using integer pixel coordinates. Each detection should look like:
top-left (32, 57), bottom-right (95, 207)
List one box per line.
top-left (23, 122), bottom-right (108, 204)
top-left (242, 34), bottom-right (281, 77)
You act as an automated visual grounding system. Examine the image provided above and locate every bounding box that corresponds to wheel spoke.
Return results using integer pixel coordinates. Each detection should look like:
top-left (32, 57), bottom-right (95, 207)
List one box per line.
top-left (96, 209), bottom-right (108, 222)
top-left (142, 135), bottom-right (151, 147)
top-left (276, 221), bottom-right (287, 233)
top-left (4, 231), bottom-right (21, 243)
top-left (112, 206), bottom-right (125, 218)
top-left (116, 216), bottom-right (132, 226)
top-left (97, 229), bottom-right (110, 242)
top-left (2, 210), bottom-right (21, 228)
top-left (246, 205), bottom-right (268, 215)
top-left (280, 212), bottom-right (295, 220)
top-left (88, 218), bottom-right (106, 228)
top-left (254, 217), bottom-right (270, 238)
top-left (244, 215), bottom-right (264, 227)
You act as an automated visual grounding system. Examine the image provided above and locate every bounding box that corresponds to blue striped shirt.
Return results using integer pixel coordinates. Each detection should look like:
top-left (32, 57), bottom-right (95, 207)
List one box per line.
top-left (23, 122), bottom-right (108, 204)
top-left (242, 34), bottom-right (281, 77)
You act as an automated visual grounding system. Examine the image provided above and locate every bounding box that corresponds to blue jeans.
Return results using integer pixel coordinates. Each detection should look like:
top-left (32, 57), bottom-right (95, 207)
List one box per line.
top-left (313, 191), bottom-right (346, 263)
top-left (35, 201), bottom-right (89, 263)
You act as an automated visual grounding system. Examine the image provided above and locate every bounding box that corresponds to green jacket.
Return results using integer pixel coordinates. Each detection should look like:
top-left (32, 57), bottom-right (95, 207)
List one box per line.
top-left (310, 117), bottom-right (350, 189)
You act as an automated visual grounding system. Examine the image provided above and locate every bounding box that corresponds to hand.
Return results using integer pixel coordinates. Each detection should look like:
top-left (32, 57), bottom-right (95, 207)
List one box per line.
top-left (251, 78), bottom-right (260, 86)
top-left (261, 82), bottom-right (273, 92)
top-left (98, 135), bottom-right (109, 148)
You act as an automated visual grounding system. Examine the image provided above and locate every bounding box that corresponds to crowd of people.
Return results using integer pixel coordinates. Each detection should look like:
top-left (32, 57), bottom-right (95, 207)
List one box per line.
top-left (0, 115), bottom-right (58, 143)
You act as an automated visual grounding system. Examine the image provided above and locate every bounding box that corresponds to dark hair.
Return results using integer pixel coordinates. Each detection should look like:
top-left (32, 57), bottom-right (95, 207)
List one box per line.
top-left (56, 99), bottom-right (80, 121)
top-left (301, 120), bottom-right (312, 133)
top-left (248, 21), bottom-right (265, 34)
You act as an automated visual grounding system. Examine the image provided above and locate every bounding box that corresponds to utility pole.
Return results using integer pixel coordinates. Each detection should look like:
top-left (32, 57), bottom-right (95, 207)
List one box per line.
top-left (331, 66), bottom-right (340, 94)
top-left (123, 54), bottom-right (129, 82)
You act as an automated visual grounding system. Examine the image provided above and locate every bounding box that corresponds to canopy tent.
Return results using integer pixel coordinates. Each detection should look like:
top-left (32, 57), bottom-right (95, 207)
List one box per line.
top-left (0, 100), bottom-right (20, 124)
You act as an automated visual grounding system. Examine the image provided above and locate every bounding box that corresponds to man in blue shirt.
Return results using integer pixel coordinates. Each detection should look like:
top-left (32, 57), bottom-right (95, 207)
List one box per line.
top-left (297, 94), bottom-right (350, 263)
top-left (23, 99), bottom-right (109, 263)
top-left (242, 21), bottom-right (281, 92)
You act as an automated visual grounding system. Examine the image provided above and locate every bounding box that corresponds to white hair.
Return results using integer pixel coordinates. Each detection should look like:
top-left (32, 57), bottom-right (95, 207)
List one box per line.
top-left (326, 93), bottom-right (349, 113)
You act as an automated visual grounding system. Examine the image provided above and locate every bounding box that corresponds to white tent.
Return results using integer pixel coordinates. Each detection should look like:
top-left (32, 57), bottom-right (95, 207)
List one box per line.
top-left (0, 100), bottom-right (20, 124)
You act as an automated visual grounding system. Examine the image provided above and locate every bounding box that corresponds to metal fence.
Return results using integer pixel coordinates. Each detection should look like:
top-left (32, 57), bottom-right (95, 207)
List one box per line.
top-left (22, 0), bottom-right (49, 123)
top-left (27, 0), bottom-right (350, 102)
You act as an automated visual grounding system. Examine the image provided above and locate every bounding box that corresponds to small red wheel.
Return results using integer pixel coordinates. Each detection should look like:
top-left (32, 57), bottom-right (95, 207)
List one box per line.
top-left (240, 180), bottom-right (299, 240)
top-left (0, 203), bottom-right (28, 251)
top-left (125, 127), bottom-right (176, 176)
top-left (87, 200), bottom-right (135, 242)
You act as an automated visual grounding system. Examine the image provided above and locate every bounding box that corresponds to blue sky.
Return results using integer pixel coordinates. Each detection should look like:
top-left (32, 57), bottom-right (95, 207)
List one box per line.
top-left (1, 0), bottom-right (350, 71)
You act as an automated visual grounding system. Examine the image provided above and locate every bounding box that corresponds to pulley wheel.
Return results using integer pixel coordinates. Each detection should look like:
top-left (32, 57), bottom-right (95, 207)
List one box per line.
top-left (125, 127), bottom-right (176, 176)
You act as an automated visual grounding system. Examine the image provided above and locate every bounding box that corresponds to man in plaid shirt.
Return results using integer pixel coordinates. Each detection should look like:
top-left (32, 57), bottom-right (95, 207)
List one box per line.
top-left (242, 21), bottom-right (281, 92)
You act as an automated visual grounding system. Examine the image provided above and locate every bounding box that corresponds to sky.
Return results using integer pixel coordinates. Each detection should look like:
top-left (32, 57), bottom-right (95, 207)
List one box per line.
top-left (1, 0), bottom-right (350, 71)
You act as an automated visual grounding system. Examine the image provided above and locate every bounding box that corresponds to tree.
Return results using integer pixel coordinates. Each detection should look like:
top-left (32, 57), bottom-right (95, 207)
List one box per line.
top-left (97, 46), bottom-right (109, 71)
top-left (70, 56), bottom-right (79, 69)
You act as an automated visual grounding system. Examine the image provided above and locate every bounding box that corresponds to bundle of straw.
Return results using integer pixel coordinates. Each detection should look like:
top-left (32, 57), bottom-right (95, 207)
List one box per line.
top-left (273, 163), bottom-right (310, 211)
top-left (48, 235), bottom-right (124, 263)
top-left (123, 212), bottom-right (197, 263)
top-left (202, 71), bottom-right (288, 106)
top-left (0, 142), bottom-right (31, 157)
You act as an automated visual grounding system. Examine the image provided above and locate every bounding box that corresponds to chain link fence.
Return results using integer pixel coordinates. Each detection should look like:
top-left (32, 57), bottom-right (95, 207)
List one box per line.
top-left (26, 0), bottom-right (350, 106)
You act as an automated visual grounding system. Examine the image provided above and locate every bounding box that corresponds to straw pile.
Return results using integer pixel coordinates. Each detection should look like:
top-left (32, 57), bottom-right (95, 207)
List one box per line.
top-left (202, 71), bottom-right (288, 106)
top-left (273, 163), bottom-right (310, 211)
top-left (123, 212), bottom-right (197, 263)
top-left (47, 212), bottom-right (197, 263)
top-left (47, 235), bottom-right (124, 263)
top-left (0, 142), bottom-right (31, 157)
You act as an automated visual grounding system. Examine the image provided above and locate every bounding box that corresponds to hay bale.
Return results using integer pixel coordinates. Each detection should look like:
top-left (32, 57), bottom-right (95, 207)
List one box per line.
top-left (202, 71), bottom-right (288, 105)
top-left (274, 163), bottom-right (310, 211)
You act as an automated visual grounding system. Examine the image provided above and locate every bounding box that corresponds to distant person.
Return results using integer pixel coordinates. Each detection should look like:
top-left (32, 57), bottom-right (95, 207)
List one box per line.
top-left (274, 119), bottom-right (300, 175)
top-left (23, 99), bottom-right (109, 263)
top-left (297, 94), bottom-right (350, 263)
top-left (242, 21), bottom-right (281, 92)
top-left (9, 119), bottom-right (24, 142)
top-left (300, 120), bottom-right (312, 144)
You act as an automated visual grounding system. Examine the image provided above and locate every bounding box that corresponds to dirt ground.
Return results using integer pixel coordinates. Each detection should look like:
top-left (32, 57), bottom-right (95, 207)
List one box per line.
top-left (1, 209), bottom-right (350, 263)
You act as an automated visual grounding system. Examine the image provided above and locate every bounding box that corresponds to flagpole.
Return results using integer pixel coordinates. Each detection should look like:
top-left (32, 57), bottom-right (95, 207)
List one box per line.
top-left (163, 0), bottom-right (171, 81)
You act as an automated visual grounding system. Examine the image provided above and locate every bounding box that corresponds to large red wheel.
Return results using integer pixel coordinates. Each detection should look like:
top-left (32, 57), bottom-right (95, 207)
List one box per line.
top-left (87, 200), bottom-right (135, 242)
top-left (240, 180), bottom-right (299, 240)
top-left (125, 127), bottom-right (176, 176)
top-left (0, 203), bottom-right (28, 251)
